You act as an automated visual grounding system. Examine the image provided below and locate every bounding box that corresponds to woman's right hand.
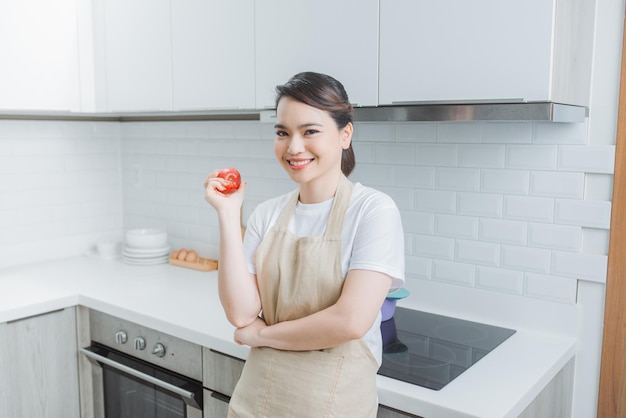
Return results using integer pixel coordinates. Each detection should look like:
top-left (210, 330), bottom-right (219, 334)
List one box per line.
top-left (203, 170), bottom-right (245, 213)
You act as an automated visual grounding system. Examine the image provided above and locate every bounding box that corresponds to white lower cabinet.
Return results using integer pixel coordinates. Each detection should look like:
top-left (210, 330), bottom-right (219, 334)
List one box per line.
top-left (0, 307), bottom-right (80, 418)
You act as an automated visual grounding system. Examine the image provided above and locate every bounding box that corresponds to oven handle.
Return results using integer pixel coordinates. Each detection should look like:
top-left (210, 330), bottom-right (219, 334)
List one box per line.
top-left (79, 347), bottom-right (198, 403)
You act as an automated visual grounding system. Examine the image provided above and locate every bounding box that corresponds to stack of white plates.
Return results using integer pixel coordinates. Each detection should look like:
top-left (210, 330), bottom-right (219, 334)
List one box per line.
top-left (122, 229), bottom-right (170, 266)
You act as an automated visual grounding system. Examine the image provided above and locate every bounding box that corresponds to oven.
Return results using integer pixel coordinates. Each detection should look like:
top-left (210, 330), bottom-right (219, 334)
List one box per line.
top-left (78, 309), bottom-right (203, 418)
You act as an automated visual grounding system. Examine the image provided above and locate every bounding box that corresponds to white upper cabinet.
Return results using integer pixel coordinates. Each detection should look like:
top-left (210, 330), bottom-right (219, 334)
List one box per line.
top-left (379, 0), bottom-right (594, 107)
top-left (171, 0), bottom-right (255, 110)
top-left (0, 0), bottom-right (81, 111)
top-left (102, 0), bottom-right (173, 112)
top-left (254, 0), bottom-right (379, 109)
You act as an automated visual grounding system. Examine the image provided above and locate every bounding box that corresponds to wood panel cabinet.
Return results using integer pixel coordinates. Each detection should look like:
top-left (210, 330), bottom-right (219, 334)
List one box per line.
top-left (379, 0), bottom-right (594, 107)
top-left (0, 0), bottom-right (81, 111)
top-left (0, 308), bottom-right (80, 418)
top-left (254, 0), bottom-right (379, 109)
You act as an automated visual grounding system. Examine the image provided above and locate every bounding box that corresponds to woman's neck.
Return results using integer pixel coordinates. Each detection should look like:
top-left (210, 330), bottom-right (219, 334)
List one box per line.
top-left (298, 172), bottom-right (342, 204)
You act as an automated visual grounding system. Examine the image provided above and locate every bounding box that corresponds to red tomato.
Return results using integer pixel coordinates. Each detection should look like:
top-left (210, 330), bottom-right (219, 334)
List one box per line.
top-left (216, 168), bottom-right (241, 194)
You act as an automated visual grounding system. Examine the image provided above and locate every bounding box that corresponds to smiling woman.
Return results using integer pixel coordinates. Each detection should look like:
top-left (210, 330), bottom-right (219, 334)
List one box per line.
top-left (204, 71), bottom-right (405, 418)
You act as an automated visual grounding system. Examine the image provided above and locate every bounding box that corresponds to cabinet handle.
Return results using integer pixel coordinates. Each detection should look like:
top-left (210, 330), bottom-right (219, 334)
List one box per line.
top-left (210, 390), bottom-right (231, 403)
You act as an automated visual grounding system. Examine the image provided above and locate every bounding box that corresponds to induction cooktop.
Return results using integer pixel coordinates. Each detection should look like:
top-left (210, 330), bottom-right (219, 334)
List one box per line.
top-left (378, 307), bottom-right (516, 390)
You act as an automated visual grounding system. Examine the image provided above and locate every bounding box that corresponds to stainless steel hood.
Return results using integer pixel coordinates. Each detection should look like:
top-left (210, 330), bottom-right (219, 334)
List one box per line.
top-left (0, 102), bottom-right (586, 123)
top-left (353, 102), bottom-right (587, 123)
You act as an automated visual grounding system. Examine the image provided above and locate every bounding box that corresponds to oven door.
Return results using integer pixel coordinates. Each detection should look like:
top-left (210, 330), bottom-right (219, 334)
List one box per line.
top-left (80, 343), bottom-right (203, 418)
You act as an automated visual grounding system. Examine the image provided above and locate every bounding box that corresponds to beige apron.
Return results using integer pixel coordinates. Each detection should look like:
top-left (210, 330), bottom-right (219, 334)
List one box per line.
top-left (228, 175), bottom-right (379, 418)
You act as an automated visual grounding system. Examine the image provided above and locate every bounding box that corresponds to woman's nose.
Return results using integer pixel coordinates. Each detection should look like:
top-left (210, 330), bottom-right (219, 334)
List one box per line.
top-left (287, 134), bottom-right (305, 154)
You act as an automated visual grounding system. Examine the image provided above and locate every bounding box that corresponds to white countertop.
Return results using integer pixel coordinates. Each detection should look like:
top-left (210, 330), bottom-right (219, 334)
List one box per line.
top-left (0, 255), bottom-right (576, 418)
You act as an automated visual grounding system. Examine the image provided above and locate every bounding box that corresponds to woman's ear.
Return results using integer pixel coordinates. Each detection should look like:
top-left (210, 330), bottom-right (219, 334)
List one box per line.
top-left (340, 122), bottom-right (353, 149)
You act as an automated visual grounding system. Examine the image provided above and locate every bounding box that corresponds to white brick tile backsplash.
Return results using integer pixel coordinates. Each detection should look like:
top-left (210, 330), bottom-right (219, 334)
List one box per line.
top-left (503, 195), bottom-right (554, 222)
top-left (528, 223), bottom-right (582, 252)
top-left (523, 273), bottom-right (577, 304)
top-left (530, 171), bottom-right (584, 199)
top-left (501, 245), bottom-right (551, 274)
top-left (401, 211), bottom-right (435, 235)
top-left (415, 189), bottom-right (456, 213)
top-left (533, 121), bottom-right (587, 144)
top-left (584, 173), bottom-right (614, 201)
top-left (393, 166), bottom-right (436, 188)
top-left (581, 227), bottom-right (610, 255)
top-left (0, 118), bottom-right (613, 298)
top-left (435, 167), bottom-right (480, 191)
top-left (479, 218), bottom-right (527, 245)
top-left (354, 143), bottom-right (376, 163)
top-left (456, 239), bottom-right (501, 266)
top-left (413, 234), bottom-right (455, 259)
top-left (481, 169), bottom-right (529, 195)
top-left (435, 214), bottom-right (479, 239)
top-left (457, 192), bottom-right (503, 218)
top-left (376, 143), bottom-right (416, 164)
top-left (432, 260), bottom-right (476, 286)
top-left (554, 199), bottom-right (611, 229)
top-left (395, 123), bottom-right (437, 142)
top-left (354, 123), bottom-right (395, 142)
top-left (557, 145), bottom-right (616, 173)
top-left (458, 144), bottom-right (505, 168)
top-left (505, 145), bottom-right (557, 170)
top-left (476, 266), bottom-right (523, 294)
top-left (405, 255), bottom-right (433, 280)
top-left (351, 164), bottom-right (394, 186)
top-left (437, 122), bottom-right (481, 143)
top-left (551, 251), bottom-right (608, 282)
top-left (481, 122), bottom-right (532, 144)
top-left (416, 144), bottom-right (458, 166)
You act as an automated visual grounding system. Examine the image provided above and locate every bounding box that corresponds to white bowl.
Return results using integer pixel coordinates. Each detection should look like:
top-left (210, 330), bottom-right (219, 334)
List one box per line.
top-left (125, 229), bottom-right (168, 249)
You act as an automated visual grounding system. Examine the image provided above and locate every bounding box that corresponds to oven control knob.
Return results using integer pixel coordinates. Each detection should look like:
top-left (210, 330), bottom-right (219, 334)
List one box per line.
top-left (152, 342), bottom-right (166, 358)
top-left (134, 337), bottom-right (146, 351)
top-left (115, 331), bottom-right (128, 344)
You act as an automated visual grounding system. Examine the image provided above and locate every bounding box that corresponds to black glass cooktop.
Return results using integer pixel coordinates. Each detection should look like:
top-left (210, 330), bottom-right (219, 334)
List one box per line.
top-left (378, 307), bottom-right (516, 390)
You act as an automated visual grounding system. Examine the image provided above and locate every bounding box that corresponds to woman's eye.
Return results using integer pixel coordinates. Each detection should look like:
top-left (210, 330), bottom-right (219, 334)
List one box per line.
top-left (275, 130), bottom-right (288, 137)
top-left (304, 129), bottom-right (319, 135)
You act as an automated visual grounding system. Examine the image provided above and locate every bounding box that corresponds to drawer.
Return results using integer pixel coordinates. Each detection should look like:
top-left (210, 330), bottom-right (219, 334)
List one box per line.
top-left (202, 348), bottom-right (245, 397)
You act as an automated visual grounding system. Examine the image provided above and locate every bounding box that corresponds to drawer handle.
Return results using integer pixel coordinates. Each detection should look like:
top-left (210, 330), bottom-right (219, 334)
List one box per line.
top-left (210, 390), bottom-right (231, 403)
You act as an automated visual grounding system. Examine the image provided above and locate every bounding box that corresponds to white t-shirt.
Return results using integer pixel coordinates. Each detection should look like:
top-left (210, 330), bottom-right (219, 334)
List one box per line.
top-left (243, 182), bottom-right (405, 365)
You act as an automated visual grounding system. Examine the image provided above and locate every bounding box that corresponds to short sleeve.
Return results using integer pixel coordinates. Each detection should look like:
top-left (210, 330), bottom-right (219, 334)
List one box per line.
top-left (348, 197), bottom-right (405, 290)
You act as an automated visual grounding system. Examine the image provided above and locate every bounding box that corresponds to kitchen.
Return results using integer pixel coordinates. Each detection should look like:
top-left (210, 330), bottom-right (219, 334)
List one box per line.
top-left (0, 0), bottom-right (623, 417)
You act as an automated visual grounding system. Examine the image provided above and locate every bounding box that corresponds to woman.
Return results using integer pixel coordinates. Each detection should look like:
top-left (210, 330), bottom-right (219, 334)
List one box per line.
top-left (204, 72), bottom-right (404, 417)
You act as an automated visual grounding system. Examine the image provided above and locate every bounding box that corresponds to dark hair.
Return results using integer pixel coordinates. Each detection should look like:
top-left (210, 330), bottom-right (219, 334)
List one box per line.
top-left (275, 72), bottom-right (356, 176)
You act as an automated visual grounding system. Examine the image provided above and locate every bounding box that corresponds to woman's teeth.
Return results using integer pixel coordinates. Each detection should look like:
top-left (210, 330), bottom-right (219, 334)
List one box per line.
top-left (289, 159), bottom-right (312, 166)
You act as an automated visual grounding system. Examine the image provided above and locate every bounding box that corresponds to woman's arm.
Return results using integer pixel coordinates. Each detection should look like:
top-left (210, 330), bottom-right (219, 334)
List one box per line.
top-left (204, 175), bottom-right (261, 328)
top-left (234, 269), bottom-right (392, 350)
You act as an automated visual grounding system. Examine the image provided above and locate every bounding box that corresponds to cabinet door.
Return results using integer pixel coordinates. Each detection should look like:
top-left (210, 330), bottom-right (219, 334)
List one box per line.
top-left (0, 308), bottom-right (80, 418)
top-left (103, 0), bottom-right (173, 111)
top-left (254, 0), bottom-right (378, 109)
top-left (171, 0), bottom-right (255, 110)
top-left (379, 0), bottom-right (554, 104)
top-left (0, 0), bottom-right (80, 111)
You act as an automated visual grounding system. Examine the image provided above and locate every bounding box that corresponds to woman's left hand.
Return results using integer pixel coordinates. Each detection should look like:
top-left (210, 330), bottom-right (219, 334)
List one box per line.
top-left (234, 316), bottom-right (267, 347)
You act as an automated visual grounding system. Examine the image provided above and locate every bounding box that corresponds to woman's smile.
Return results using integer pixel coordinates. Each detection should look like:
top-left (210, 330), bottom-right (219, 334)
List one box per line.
top-left (287, 158), bottom-right (314, 170)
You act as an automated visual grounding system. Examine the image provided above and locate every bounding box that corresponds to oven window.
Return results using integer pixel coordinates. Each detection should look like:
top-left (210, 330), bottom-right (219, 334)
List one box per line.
top-left (94, 345), bottom-right (202, 418)
top-left (103, 367), bottom-right (185, 418)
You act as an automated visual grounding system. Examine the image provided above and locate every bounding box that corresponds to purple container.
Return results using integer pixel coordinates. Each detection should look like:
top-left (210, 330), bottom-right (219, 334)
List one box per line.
top-left (381, 288), bottom-right (409, 321)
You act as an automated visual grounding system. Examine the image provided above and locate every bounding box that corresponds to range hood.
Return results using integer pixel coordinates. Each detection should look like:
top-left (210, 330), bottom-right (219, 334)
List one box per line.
top-left (0, 102), bottom-right (586, 123)
top-left (353, 102), bottom-right (586, 123)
